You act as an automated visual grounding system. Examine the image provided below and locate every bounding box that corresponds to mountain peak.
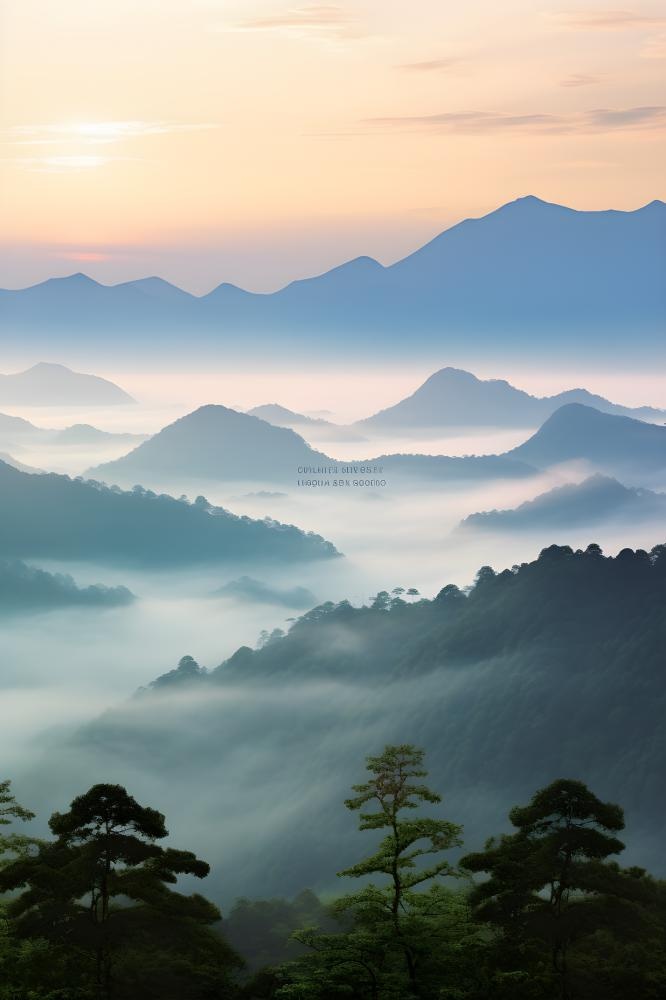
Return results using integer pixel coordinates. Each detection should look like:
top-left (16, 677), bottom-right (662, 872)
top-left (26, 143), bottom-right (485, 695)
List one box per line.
top-left (428, 366), bottom-right (480, 381)
top-left (496, 194), bottom-right (574, 216)
top-left (61, 272), bottom-right (101, 285)
top-left (541, 402), bottom-right (611, 425)
top-left (116, 276), bottom-right (193, 299)
top-left (24, 361), bottom-right (71, 373)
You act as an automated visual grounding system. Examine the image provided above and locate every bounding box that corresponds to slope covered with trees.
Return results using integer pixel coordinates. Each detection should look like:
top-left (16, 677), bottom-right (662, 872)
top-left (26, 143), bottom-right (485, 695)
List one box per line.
top-left (70, 542), bottom-right (666, 901)
top-left (0, 460), bottom-right (339, 566)
top-left (0, 558), bottom-right (135, 613)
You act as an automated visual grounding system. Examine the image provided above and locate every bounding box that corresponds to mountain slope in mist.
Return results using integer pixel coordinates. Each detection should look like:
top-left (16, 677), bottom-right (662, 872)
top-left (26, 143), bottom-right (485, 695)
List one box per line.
top-left (461, 474), bottom-right (666, 531)
top-left (88, 405), bottom-right (332, 485)
top-left (246, 404), bottom-right (333, 429)
top-left (66, 542), bottom-right (666, 900)
top-left (0, 460), bottom-right (339, 566)
top-left (0, 452), bottom-right (43, 474)
top-left (509, 404), bottom-right (666, 478)
top-left (0, 558), bottom-right (135, 613)
top-left (357, 367), bottom-right (666, 430)
top-left (0, 413), bottom-right (145, 458)
top-left (247, 404), bottom-right (368, 443)
top-left (2, 198), bottom-right (663, 357)
top-left (0, 362), bottom-right (134, 405)
top-left (88, 404), bottom-right (536, 488)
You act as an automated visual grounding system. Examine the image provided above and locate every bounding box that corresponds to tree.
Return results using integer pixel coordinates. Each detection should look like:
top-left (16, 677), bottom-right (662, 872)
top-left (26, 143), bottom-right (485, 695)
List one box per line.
top-left (461, 779), bottom-right (627, 1000)
top-left (0, 778), bottom-right (35, 869)
top-left (0, 783), bottom-right (241, 999)
top-left (280, 745), bottom-right (463, 998)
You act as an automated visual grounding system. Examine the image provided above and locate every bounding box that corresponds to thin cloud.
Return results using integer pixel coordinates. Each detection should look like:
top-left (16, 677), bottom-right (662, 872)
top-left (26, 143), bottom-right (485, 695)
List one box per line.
top-left (6, 121), bottom-right (220, 147)
top-left (230, 4), bottom-right (364, 39)
top-left (398, 57), bottom-right (462, 72)
top-left (550, 9), bottom-right (666, 29)
top-left (560, 73), bottom-right (601, 87)
top-left (363, 105), bottom-right (666, 135)
top-left (587, 105), bottom-right (666, 128)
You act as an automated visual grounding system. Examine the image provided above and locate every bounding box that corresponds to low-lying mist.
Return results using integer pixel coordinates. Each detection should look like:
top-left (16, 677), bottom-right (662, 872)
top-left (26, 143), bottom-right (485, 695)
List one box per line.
top-left (2, 366), bottom-right (664, 912)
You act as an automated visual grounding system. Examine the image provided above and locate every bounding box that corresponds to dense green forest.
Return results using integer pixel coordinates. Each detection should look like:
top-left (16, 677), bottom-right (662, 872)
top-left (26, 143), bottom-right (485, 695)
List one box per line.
top-left (72, 543), bottom-right (666, 899)
top-left (1, 747), bottom-right (664, 999)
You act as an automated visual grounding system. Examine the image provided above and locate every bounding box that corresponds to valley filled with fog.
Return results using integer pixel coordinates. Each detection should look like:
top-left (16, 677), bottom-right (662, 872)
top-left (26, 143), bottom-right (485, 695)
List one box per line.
top-left (1, 361), bottom-right (665, 903)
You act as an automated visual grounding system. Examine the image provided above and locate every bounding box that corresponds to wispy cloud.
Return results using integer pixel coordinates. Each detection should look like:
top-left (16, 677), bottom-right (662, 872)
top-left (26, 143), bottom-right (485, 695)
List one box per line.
top-left (4, 121), bottom-right (220, 172)
top-left (550, 9), bottom-right (666, 30)
top-left (6, 121), bottom-right (219, 147)
top-left (398, 57), bottom-right (462, 72)
top-left (587, 105), bottom-right (666, 128)
top-left (363, 105), bottom-right (666, 135)
top-left (560, 73), bottom-right (601, 87)
top-left (229, 4), bottom-right (364, 39)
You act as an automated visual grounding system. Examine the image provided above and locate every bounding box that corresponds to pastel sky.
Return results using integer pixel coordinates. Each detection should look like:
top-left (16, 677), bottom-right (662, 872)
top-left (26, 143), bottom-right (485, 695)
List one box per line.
top-left (1, 0), bottom-right (665, 292)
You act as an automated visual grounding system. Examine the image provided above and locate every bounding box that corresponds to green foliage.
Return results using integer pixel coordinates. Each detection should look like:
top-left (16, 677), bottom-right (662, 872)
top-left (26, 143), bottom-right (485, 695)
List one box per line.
top-left (1, 766), bottom-right (665, 998)
top-left (0, 779), bottom-right (37, 874)
top-left (340, 744), bottom-right (461, 883)
top-left (278, 746), bottom-right (464, 998)
top-left (0, 780), bottom-right (35, 828)
top-left (0, 783), bottom-right (241, 999)
top-left (461, 779), bottom-right (664, 999)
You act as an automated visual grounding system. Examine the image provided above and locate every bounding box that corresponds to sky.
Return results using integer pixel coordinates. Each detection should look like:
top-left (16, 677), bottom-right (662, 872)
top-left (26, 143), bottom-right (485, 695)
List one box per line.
top-left (1, 0), bottom-right (665, 293)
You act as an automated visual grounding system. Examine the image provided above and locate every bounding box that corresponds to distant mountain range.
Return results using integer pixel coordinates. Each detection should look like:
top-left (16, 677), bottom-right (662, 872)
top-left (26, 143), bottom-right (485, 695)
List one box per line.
top-left (461, 474), bottom-right (666, 532)
top-left (247, 404), bottom-right (332, 429)
top-left (2, 198), bottom-right (664, 358)
top-left (86, 400), bottom-right (666, 492)
top-left (0, 558), bottom-right (135, 614)
top-left (355, 367), bottom-right (666, 430)
top-left (245, 404), bottom-right (366, 444)
top-left (0, 363), bottom-right (134, 405)
top-left (87, 404), bottom-right (535, 487)
top-left (0, 411), bottom-right (146, 463)
top-left (0, 460), bottom-right (338, 566)
top-left (508, 404), bottom-right (666, 479)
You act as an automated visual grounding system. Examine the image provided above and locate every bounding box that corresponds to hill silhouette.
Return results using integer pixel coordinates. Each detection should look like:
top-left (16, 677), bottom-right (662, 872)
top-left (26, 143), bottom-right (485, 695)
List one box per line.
top-left (357, 367), bottom-right (666, 430)
top-left (0, 460), bottom-right (339, 566)
top-left (461, 474), bottom-right (666, 531)
top-left (51, 424), bottom-right (145, 446)
top-left (0, 362), bottom-right (134, 405)
top-left (247, 404), bottom-right (332, 428)
top-left (3, 198), bottom-right (663, 357)
top-left (0, 413), bottom-right (145, 453)
top-left (508, 404), bottom-right (666, 477)
top-left (247, 404), bottom-right (367, 443)
top-left (88, 405), bottom-right (332, 485)
top-left (88, 405), bottom-right (536, 488)
top-left (0, 558), bottom-right (135, 613)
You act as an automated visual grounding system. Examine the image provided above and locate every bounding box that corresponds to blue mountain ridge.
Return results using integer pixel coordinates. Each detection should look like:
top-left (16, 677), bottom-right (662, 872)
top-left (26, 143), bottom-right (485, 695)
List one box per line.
top-left (2, 197), bottom-right (663, 357)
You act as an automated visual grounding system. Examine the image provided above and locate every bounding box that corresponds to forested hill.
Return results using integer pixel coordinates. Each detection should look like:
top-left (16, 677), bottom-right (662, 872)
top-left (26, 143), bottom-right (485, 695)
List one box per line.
top-left (0, 460), bottom-right (339, 566)
top-left (71, 543), bottom-right (666, 899)
top-left (152, 542), bottom-right (666, 686)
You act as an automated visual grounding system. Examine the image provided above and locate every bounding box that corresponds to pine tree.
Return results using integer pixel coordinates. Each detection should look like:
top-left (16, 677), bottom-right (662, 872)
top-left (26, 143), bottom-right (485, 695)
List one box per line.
top-left (0, 783), bottom-right (241, 999)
